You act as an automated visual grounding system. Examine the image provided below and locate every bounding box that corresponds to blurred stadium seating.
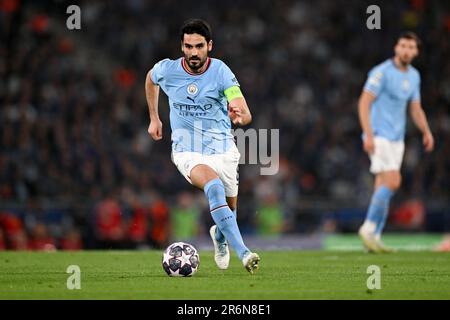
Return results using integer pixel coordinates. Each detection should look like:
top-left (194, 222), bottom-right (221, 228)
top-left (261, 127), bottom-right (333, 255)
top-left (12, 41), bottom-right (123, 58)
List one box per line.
top-left (0, 0), bottom-right (449, 250)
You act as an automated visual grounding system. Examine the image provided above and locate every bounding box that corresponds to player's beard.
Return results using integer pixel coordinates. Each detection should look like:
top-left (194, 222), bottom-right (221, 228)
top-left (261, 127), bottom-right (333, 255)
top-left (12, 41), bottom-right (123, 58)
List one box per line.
top-left (186, 55), bottom-right (207, 72)
top-left (399, 55), bottom-right (412, 67)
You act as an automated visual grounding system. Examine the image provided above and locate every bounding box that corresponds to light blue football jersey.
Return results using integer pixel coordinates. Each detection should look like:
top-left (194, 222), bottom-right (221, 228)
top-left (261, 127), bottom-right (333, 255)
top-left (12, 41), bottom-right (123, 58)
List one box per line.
top-left (363, 59), bottom-right (421, 141)
top-left (151, 57), bottom-right (240, 155)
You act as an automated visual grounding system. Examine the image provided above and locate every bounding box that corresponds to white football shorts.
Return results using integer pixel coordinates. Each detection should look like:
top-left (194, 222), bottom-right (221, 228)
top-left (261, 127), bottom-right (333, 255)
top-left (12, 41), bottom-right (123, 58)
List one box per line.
top-left (369, 136), bottom-right (405, 174)
top-left (171, 144), bottom-right (241, 197)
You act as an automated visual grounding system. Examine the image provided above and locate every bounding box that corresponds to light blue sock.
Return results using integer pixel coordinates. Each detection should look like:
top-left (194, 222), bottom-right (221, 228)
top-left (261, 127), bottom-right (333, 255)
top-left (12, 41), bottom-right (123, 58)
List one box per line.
top-left (204, 178), bottom-right (249, 260)
top-left (215, 209), bottom-right (236, 243)
top-left (375, 189), bottom-right (394, 236)
top-left (366, 185), bottom-right (394, 235)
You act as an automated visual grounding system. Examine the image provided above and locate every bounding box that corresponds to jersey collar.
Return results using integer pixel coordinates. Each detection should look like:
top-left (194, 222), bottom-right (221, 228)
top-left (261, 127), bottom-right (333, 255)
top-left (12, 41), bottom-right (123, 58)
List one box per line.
top-left (181, 57), bottom-right (211, 76)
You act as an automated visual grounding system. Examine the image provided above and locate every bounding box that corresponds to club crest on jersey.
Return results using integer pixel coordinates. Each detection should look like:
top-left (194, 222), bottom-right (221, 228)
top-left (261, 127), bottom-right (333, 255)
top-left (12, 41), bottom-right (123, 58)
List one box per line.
top-left (402, 79), bottom-right (410, 91)
top-left (187, 83), bottom-right (198, 95)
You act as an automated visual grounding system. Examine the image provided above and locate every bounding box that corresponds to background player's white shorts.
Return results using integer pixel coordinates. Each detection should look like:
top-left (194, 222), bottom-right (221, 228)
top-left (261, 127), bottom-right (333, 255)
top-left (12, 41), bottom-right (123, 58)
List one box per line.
top-left (369, 136), bottom-right (405, 174)
top-left (171, 144), bottom-right (241, 197)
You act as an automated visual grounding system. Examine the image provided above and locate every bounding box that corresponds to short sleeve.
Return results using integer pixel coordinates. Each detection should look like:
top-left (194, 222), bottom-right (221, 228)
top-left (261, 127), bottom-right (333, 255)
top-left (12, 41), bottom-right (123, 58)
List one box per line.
top-left (363, 67), bottom-right (385, 97)
top-left (411, 73), bottom-right (421, 103)
top-left (150, 59), bottom-right (170, 85)
top-left (220, 63), bottom-right (240, 92)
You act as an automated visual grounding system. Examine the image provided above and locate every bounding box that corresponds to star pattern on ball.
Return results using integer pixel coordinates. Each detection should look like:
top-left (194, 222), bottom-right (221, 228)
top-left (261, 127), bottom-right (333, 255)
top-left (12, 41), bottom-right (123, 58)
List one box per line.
top-left (162, 242), bottom-right (200, 277)
top-left (180, 250), bottom-right (191, 267)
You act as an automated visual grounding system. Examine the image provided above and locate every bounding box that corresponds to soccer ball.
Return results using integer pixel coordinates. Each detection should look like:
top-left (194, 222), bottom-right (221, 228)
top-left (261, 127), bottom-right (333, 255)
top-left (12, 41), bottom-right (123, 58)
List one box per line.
top-left (162, 242), bottom-right (200, 277)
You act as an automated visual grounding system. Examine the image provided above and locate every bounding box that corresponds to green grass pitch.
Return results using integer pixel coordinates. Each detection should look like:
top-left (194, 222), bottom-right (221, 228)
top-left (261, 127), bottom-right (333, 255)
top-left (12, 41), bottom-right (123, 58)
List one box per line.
top-left (0, 250), bottom-right (449, 299)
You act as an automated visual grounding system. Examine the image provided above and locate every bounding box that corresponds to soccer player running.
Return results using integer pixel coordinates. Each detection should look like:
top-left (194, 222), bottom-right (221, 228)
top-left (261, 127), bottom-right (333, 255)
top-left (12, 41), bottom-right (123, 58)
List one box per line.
top-left (145, 19), bottom-right (260, 273)
top-left (358, 32), bottom-right (434, 253)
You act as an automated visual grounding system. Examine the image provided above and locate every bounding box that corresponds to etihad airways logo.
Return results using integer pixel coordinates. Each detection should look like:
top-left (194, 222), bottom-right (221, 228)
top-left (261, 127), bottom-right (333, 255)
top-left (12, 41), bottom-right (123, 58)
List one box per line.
top-left (173, 103), bottom-right (213, 116)
top-left (173, 103), bottom-right (213, 111)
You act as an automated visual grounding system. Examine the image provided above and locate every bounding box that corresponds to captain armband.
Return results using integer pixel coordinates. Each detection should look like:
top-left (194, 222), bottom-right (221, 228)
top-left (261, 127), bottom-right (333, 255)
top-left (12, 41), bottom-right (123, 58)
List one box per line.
top-left (224, 86), bottom-right (243, 102)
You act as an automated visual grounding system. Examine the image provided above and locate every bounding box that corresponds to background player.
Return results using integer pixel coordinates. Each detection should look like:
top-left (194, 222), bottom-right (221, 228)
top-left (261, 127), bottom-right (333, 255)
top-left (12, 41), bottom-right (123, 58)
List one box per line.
top-left (358, 32), bottom-right (434, 253)
top-left (145, 19), bottom-right (260, 273)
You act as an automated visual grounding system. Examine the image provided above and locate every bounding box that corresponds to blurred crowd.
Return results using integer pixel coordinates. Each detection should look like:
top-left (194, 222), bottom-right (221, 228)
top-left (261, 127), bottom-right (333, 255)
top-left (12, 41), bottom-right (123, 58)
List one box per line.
top-left (0, 0), bottom-right (449, 250)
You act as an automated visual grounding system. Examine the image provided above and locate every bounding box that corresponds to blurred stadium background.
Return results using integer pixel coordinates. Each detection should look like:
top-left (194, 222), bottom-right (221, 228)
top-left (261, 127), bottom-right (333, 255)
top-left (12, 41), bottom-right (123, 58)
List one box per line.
top-left (0, 0), bottom-right (449, 251)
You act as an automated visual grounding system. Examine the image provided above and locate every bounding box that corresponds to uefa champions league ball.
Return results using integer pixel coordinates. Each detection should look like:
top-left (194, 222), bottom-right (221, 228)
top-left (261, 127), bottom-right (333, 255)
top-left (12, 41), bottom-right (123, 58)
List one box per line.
top-left (162, 242), bottom-right (200, 277)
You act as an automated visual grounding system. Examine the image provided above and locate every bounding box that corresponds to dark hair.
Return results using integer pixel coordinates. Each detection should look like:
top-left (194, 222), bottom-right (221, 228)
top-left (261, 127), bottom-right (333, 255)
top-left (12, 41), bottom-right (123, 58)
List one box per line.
top-left (180, 19), bottom-right (212, 43)
top-left (398, 31), bottom-right (422, 48)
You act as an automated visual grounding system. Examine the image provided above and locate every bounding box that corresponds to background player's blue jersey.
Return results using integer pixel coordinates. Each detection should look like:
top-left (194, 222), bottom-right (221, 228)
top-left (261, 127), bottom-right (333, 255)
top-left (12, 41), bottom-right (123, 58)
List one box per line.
top-left (151, 57), bottom-right (239, 155)
top-left (363, 59), bottom-right (421, 141)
